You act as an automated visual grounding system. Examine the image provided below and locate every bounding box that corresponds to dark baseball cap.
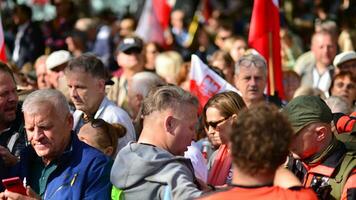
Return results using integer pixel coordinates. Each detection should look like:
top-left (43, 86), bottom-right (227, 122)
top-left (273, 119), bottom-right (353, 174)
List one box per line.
top-left (282, 95), bottom-right (332, 134)
top-left (118, 36), bottom-right (143, 53)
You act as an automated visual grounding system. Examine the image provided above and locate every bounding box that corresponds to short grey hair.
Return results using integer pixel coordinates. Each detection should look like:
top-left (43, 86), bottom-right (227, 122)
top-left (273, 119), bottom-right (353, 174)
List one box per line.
top-left (141, 85), bottom-right (199, 117)
top-left (234, 52), bottom-right (267, 76)
top-left (65, 53), bottom-right (108, 80)
top-left (325, 96), bottom-right (351, 114)
top-left (22, 89), bottom-right (70, 117)
top-left (130, 72), bottom-right (165, 97)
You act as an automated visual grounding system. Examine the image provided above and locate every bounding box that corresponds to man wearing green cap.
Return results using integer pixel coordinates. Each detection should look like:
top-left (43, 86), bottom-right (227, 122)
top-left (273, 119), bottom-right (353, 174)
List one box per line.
top-left (283, 95), bottom-right (356, 200)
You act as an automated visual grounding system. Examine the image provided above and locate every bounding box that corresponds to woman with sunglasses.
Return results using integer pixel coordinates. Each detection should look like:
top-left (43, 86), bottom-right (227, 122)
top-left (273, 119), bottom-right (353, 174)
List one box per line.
top-left (202, 91), bottom-right (246, 186)
top-left (78, 118), bottom-right (126, 158)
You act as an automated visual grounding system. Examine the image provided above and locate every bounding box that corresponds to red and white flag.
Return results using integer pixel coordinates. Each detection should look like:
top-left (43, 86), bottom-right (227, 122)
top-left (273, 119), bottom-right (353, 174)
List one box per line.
top-left (189, 55), bottom-right (239, 109)
top-left (135, 0), bottom-right (172, 47)
top-left (0, 16), bottom-right (7, 63)
top-left (248, 0), bottom-right (284, 99)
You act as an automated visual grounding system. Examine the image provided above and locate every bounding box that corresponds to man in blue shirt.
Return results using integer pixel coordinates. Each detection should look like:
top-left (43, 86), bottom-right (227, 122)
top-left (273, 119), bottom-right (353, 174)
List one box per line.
top-left (0, 89), bottom-right (111, 199)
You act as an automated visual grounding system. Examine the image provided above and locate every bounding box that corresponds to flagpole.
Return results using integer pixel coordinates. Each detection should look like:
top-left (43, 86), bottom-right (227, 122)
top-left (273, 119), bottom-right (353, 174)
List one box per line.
top-left (268, 32), bottom-right (275, 96)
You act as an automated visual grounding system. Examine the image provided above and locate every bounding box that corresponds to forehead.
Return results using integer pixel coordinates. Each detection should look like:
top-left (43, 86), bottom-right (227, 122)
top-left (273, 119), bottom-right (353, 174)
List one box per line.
top-left (335, 75), bottom-right (354, 83)
top-left (238, 65), bottom-right (265, 76)
top-left (24, 103), bottom-right (56, 121)
top-left (312, 34), bottom-right (334, 45)
top-left (66, 68), bottom-right (95, 80)
top-left (0, 72), bottom-right (16, 87)
top-left (206, 107), bottom-right (223, 119)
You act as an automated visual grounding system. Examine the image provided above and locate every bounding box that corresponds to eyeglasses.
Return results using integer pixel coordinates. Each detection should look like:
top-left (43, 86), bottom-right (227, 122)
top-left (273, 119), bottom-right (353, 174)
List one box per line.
top-left (205, 116), bottom-right (230, 129)
top-left (90, 118), bottom-right (112, 146)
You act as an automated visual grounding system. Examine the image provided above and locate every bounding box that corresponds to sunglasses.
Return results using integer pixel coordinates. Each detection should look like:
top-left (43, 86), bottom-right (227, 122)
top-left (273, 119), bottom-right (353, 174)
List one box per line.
top-left (90, 118), bottom-right (112, 146)
top-left (238, 58), bottom-right (266, 68)
top-left (205, 116), bottom-right (230, 129)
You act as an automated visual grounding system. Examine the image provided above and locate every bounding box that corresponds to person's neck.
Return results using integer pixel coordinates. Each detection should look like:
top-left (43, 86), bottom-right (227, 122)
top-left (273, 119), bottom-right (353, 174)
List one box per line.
top-left (232, 166), bottom-right (274, 187)
top-left (83, 96), bottom-right (104, 117)
top-left (139, 125), bottom-right (167, 151)
top-left (245, 97), bottom-right (264, 108)
top-left (315, 62), bottom-right (329, 74)
top-left (122, 67), bottom-right (142, 79)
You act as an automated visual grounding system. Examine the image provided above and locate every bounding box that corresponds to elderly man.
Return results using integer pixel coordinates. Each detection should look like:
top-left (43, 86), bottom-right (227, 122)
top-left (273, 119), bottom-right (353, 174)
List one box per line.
top-left (45, 50), bottom-right (71, 89)
top-left (200, 104), bottom-right (317, 200)
top-left (0, 89), bottom-right (111, 199)
top-left (65, 53), bottom-right (135, 152)
top-left (111, 85), bottom-right (204, 199)
top-left (127, 71), bottom-right (164, 120)
top-left (34, 55), bottom-right (50, 89)
top-left (0, 63), bottom-right (27, 191)
top-left (283, 95), bottom-right (356, 199)
top-left (234, 52), bottom-right (282, 107)
top-left (333, 51), bottom-right (356, 77)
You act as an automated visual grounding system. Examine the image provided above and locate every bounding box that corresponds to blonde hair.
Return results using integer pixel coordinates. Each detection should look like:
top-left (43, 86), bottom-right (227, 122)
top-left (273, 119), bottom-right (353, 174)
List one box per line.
top-left (155, 51), bottom-right (183, 84)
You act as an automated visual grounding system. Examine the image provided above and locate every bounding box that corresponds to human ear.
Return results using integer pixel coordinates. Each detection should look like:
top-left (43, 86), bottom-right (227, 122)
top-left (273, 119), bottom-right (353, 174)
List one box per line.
top-left (104, 146), bottom-right (113, 156)
top-left (164, 116), bottom-right (175, 133)
top-left (315, 126), bottom-right (327, 142)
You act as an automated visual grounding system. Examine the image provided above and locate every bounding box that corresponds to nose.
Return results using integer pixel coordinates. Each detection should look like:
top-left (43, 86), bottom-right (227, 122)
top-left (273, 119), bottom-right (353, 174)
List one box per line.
top-left (32, 128), bottom-right (44, 141)
top-left (70, 87), bottom-right (78, 98)
top-left (207, 126), bottom-right (216, 135)
top-left (249, 77), bottom-right (257, 86)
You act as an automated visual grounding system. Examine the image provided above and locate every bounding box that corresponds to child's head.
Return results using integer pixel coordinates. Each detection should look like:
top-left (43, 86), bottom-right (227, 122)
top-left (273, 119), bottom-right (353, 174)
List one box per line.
top-left (78, 119), bottom-right (126, 157)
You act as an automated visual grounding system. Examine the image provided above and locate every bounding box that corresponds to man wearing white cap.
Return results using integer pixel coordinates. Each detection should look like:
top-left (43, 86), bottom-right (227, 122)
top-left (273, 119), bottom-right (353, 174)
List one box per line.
top-left (333, 51), bottom-right (356, 77)
top-left (46, 50), bottom-right (72, 89)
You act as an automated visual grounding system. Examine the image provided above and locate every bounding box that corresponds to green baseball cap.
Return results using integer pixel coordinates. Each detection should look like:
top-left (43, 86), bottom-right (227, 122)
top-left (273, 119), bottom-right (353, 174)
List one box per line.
top-left (283, 95), bottom-right (332, 134)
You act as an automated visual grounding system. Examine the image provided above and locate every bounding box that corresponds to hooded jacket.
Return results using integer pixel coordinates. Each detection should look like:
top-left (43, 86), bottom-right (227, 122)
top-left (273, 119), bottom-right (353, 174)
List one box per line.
top-left (110, 142), bottom-right (203, 200)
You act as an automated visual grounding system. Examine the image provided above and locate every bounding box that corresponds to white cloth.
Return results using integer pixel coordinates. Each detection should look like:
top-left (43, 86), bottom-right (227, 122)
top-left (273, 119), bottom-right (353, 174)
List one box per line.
top-left (73, 96), bottom-right (136, 154)
top-left (12, 22), bottom-right (29, 62)
top-left (184, 141), bottom-right (208, 182)
top-left (312, 67), bottom-right (332, 97)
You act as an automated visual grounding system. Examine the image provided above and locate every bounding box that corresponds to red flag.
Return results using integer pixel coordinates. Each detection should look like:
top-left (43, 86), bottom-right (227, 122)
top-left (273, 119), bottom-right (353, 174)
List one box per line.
top-left (248, 0), bottom-right (284, 99)
top-left (135, 0), bottom-right (172, 47)
top-left (0, 16), bottom-right (7, 63)
top-left (189, 55), bottom-right (239, 110)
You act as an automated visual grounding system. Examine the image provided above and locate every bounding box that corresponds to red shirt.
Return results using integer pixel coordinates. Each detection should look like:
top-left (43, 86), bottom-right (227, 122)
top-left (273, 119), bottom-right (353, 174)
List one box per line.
top-left (199, 186), bottom-right (318, 200)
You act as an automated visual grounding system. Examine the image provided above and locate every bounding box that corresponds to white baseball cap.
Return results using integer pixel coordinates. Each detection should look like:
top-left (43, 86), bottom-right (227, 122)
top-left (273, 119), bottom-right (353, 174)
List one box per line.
top-left (46, 50), bottom-right (72, 70)
top-left (333, 51), bottom-right (356, 68)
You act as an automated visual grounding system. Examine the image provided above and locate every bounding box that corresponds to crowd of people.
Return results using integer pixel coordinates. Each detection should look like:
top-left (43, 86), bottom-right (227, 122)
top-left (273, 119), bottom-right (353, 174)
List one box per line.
top-left (0, 0), bottom-right (356, 199)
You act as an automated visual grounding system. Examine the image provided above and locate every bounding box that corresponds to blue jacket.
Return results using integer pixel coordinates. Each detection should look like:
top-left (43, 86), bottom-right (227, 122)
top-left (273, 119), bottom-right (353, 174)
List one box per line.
top-left (14, 133), bottom-right (112, 199)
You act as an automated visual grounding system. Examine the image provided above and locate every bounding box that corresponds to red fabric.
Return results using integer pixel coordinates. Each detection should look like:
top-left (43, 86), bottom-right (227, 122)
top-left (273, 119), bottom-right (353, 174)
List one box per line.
top-left (199, 186), bottom-right (318, 200)
top-left (0, 17), bottom-right (7, 63)
top-left (248, 0), bottom-right (284, 99)
top-left (336, 115), bottom-right (356, 133)
top-left (152, 0), bottom-right (172, 30)
top-left (201, 0), bottom-right (212, 22)
top-left (189, 55), bottom-right (239, 112)
top-left (207, 144), bottom-right (232, 186)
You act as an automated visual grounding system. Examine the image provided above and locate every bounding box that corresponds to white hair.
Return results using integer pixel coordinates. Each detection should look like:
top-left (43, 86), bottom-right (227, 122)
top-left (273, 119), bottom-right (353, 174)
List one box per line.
top-left (22, 89), bottom-right (70, 117)
top-left (325, 96), bottom-right (351, 114)
top-left (234, 51), bottom-right (267, 76)
top-left (130, 72), bottom-right (164, 97)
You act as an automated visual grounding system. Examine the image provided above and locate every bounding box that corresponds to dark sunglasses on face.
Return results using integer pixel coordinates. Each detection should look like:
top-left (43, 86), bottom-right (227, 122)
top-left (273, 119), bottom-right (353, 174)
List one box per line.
top-left (205, 116), bottom-right (230, 129)
top-left (238, 58), bottom-right (266, 68)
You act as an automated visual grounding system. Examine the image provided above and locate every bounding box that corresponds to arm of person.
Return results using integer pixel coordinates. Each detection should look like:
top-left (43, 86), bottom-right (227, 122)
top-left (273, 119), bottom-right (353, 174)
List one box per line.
top-left (341, 172), bottom-right (356, 200)
top-left (83, 156), bottom-right (112, 199)
top-left (274, 166), bottom-right (302, 188)
top-left (0, 146), bottom-right (19, 166)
